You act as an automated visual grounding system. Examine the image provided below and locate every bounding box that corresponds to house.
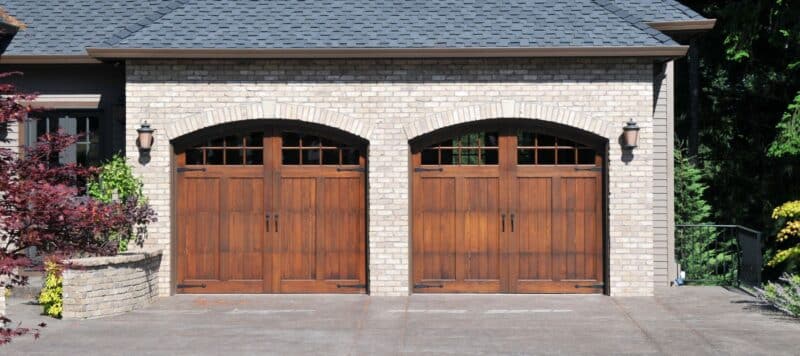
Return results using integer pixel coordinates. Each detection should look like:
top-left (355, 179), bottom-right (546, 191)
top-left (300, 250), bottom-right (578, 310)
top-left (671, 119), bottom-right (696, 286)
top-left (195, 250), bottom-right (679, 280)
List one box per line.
top-left (0, 0), bottom-right (714, 297)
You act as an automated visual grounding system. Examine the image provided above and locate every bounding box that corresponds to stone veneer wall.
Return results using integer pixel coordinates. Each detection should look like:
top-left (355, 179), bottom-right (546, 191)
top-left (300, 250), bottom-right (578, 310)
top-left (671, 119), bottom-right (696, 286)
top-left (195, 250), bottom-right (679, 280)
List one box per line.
top-left (61, 250), bottom-right (161, 319)
top-left (126, 58), bottom-right (657, 296)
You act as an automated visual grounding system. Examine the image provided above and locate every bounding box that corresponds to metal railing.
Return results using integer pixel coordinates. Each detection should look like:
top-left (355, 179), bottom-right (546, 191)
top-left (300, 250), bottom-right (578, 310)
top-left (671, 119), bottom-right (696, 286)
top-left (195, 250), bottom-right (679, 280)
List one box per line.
top-left (675, 224), bottom-right (763, 287)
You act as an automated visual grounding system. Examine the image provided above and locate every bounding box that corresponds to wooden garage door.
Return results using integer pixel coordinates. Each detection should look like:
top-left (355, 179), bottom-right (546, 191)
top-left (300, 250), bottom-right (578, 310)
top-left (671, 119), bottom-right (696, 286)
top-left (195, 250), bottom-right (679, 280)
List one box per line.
top-left (412, 128), bottom-right (604, 293)
top-left (176, 128), bottom-right (366, 293)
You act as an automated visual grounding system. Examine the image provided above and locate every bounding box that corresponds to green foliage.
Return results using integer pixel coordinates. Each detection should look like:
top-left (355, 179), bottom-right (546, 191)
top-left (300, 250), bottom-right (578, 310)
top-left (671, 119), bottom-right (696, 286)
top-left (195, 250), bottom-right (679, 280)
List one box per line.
top-left (768, 93), bottom-right (800, 158)
top-left (87, 154), bottom-right (143, 204)
top-left (675, 147), bottom-right (712, 224)
top-left (87, 154), bottom-right (147, 252)
top-left (674, 147), bottom-right (735, 284)
top-left (677, 0), bottom-right (800, 279)
top-left (38, 261), bottom-right (63, 318)
top-left (762, 273), bottom-right (800, 317)
top-left (768, 201), bottom-right (800, 270)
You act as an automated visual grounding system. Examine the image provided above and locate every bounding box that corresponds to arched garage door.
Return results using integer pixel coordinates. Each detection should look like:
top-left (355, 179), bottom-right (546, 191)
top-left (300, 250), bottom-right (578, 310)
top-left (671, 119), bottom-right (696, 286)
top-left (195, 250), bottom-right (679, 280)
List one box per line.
top-left (175, 124), bottom-right (367, 293)
top-left (411, 122), bottom-right (605, 293)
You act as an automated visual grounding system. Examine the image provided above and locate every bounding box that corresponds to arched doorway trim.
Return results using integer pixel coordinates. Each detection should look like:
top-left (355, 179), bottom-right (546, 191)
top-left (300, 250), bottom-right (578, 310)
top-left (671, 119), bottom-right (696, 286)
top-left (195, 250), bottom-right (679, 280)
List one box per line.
top-left (165, 102), bottom-right (373, 142)
top-left (403, 100), bottom-right (615, 140)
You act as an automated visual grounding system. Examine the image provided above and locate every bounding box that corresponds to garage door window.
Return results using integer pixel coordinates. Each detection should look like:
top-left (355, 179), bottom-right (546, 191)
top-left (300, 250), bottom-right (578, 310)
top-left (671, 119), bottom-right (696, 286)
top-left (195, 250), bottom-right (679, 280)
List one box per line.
top-left (517, 132), bottom-right (597, 165)
top-left (281, 132), bottom-right (360, 166)
top-left (420, 132), bottom-right (499, 165)
top-left (184, 131), bottom-right (264, 165)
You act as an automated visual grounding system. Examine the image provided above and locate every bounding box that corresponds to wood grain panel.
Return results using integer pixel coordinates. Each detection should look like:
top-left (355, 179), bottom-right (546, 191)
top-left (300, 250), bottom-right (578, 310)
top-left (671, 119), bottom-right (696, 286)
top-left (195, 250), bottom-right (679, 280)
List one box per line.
top-left (319, 177), bottom-right (364, 281)
top-left (221, 177), bottom-right (264, 281)
top-left (279, 177), bottom-right (317, 280)
top-left (179, 177), bottom-right (220, 281)
top-left (462, 177), bottom-right (501, 281)
top-left (420, 177), bottom-right (457, 281)
top-left (513, 177), bottom-right (552, 282)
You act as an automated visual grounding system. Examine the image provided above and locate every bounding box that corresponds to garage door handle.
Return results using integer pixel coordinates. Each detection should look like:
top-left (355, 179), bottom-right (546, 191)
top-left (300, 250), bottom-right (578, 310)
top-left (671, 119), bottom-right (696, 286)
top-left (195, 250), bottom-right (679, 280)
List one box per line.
top-left (274, 214), bottom-right (279, 232)
top-left (501, 213), bottom-right (506, 232)
top-left (265, 213), bottom-right (270, 231)
top-left (510, 213), bottom-right (515, 232)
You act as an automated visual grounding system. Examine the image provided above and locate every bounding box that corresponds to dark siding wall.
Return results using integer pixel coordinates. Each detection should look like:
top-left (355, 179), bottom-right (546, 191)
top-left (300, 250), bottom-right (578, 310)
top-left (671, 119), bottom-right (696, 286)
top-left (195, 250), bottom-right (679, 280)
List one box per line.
top-left (0, 63), bottom-right (126, 159)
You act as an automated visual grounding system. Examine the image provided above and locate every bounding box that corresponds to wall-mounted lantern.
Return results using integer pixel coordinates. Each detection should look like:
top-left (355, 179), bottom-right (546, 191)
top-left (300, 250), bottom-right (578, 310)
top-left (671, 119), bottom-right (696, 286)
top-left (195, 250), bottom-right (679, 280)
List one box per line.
top-left (136, 121), bottom-right (155, 164)
top-left (622, 119), bottom-right (640, 150)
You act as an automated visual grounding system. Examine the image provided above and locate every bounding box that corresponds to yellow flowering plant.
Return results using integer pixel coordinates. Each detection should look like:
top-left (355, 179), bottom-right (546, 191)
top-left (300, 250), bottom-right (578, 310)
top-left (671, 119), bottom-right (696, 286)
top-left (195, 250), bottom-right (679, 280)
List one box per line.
top-left (769, 200), bottom-right (800, 267)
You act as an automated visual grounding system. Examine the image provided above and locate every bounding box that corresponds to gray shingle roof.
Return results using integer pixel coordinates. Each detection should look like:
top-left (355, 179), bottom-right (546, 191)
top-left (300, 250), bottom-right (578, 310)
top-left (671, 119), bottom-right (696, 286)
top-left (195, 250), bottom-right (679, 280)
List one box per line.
top-left (0, 0), bottom-right (181, 55)
top-left (1, 0), bottom-right (707, 56)
top-left (610, 0), bottom-right (705, 23)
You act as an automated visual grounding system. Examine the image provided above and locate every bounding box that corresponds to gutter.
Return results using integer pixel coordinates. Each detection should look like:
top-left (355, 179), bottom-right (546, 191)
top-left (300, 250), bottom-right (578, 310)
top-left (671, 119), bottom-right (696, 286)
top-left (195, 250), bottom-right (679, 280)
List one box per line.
top-left (0, 55), bottom-right (101, 64)
top-left (86, 46), bottom-right (689, 60)
top-left (646, 19), bottom-right (717, 33)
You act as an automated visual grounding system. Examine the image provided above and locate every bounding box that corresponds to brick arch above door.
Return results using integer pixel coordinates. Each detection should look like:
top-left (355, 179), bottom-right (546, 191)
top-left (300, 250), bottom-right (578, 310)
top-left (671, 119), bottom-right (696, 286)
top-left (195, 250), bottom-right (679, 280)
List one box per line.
top-left (164, 102), bottom-right (373, 142)
top-left (403, 100), bottom-right (616, 141)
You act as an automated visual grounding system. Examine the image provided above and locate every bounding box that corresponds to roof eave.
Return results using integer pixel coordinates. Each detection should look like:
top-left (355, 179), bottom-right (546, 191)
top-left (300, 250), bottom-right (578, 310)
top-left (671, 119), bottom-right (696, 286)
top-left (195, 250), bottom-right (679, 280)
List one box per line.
top-left (86, 46), bottom-right (690, 59)
top-left (0, 55), bottom-right (102, 64)
top-left (646, 19), bottom-right (717, 33)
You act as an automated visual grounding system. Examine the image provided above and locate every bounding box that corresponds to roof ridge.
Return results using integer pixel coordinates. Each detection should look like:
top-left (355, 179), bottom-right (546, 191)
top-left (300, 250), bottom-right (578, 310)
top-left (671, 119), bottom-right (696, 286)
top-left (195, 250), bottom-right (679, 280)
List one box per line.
top-left (590, 0), bottom-right (675, 45)
top-left (99, 0), bottom-right (191, 47)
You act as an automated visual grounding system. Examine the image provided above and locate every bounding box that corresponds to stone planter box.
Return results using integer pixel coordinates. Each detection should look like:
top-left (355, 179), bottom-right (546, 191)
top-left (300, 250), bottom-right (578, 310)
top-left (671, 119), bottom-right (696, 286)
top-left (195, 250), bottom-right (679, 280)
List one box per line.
top-left (62, 250), bottom-right (162, 319)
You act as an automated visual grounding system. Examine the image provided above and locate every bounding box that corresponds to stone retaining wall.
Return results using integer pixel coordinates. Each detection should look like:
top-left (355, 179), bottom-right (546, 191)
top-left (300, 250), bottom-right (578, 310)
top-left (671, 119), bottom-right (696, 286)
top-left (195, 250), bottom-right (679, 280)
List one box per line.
top-left (62, 250), bottom-right (161, 319)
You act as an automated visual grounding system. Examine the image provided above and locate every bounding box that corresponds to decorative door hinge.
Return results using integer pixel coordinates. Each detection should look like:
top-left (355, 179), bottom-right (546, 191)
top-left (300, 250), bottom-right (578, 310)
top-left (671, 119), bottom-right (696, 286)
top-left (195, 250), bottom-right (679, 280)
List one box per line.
top-left (574, 283), bottom-right (604, 289)
top-left (177, 283), bottom-right (207, 289)
top-left (414, 283), bottom-right (444, 289)
top-left (414, 167), bottom-right (444, 172)
top-left (336, 167), bottom-right (366, 172)
top-left (574, 167), bottom-right (602, 172)
top-left (336, 284), bottom-right (367, 289)
top-left (176, 167), bottom-right (207, 173)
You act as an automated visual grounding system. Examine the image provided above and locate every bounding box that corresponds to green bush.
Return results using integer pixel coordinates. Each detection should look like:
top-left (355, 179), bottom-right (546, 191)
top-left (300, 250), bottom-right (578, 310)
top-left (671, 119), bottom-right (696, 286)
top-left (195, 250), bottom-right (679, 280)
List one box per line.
top-left (87, 154), bottom-right (147, 252)
top-left (38, 261), bottom-right (63, 318)
top-left (762, 273), bottom-right (800, 317)
top-left (674, 147), bottom-right (735, 284)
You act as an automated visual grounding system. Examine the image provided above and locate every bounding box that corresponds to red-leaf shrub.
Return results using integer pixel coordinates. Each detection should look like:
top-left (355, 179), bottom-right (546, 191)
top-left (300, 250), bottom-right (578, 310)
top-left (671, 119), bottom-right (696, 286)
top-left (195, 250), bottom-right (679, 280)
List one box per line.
top-left (0, 75), bottom-right (156, 344)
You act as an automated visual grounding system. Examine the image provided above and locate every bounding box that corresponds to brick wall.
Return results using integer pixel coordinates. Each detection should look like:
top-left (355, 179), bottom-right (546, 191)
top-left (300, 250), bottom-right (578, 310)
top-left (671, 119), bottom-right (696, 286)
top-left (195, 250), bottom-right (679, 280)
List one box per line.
top-left (126, 58), bottom-right (657, 296)
top-left (61, 251), bottom-right (161, 319)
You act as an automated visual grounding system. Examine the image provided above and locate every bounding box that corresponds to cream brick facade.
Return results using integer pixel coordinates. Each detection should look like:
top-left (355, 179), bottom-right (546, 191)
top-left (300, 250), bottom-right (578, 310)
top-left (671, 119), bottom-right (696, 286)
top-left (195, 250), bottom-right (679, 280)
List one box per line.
top-left (126, 58), bottom-right (657, 297)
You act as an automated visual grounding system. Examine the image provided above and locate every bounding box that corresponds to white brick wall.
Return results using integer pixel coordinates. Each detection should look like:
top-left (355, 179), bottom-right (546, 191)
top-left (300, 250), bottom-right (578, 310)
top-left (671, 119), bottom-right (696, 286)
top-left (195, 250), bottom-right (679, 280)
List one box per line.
top-left (126, 58), bottom-right (657, 296)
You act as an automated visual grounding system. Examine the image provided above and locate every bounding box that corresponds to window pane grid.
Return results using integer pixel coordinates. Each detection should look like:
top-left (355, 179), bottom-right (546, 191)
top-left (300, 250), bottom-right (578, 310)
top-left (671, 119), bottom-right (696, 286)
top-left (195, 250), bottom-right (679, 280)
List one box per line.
top-left (28, 115), bottom-right (100, 166)
top-left (516, 132), bottom-right (597, 166)
top-left (281, 132), bottom-right (360, 166)
top-left (185, 130), bottom-right (264, 166)
top-left (420, 132), bottom-right (499, 165)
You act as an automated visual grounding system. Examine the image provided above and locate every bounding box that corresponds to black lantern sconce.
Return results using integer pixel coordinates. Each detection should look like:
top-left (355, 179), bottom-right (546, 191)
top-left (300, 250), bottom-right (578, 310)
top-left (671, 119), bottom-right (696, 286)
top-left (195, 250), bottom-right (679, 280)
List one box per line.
top-left (622, 119), bottom-right (640, 150)
top-left (136, 121), bottom-right (155, 164)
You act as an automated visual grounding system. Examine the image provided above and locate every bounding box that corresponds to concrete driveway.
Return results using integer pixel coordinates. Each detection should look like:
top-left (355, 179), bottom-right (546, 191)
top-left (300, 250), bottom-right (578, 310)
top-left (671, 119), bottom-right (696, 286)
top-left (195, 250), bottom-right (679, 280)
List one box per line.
top-left (3, 287), bottom-right (799, 355)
